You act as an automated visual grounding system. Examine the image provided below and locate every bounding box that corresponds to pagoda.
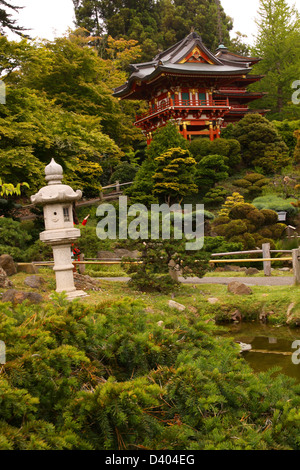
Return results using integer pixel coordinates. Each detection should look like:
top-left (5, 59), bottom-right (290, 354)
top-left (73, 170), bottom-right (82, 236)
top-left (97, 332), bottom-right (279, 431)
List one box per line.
top-left (113, 32), bottom-right (267, 144)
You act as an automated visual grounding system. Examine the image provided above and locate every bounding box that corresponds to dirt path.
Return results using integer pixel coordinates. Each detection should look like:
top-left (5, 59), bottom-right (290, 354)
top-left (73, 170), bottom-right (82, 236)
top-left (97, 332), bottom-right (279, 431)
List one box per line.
top-left (98, 276), bottom-right (294, 286)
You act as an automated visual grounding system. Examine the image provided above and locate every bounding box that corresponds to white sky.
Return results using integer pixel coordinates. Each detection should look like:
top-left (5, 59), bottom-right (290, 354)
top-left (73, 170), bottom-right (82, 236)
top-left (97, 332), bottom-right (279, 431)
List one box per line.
top-left (6, 0), bottom-right (300, 45)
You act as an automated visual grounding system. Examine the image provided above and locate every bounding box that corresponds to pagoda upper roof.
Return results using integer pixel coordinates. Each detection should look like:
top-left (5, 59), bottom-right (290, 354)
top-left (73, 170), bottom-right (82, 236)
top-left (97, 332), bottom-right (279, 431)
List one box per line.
top-left (113, 32), bottom-right (261, 99)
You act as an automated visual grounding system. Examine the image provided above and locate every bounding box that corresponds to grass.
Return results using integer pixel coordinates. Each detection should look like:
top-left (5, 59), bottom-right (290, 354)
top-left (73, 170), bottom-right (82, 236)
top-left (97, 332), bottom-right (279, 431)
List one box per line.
top-left (204, 268), bottom-right (293, 277)
top-left (2, 267), bottom-right (300, 327)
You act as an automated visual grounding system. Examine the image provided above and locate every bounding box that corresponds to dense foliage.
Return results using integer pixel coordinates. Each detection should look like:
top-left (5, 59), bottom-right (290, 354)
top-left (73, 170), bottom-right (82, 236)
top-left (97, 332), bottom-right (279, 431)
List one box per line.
top-left (232, 114), bottom-right (291, 174)
top-left (212, 202), bottom-right (286, 249)
top-left (0, 298), bottom-right (299, 450)
top-left (249, 0), bottom-right (300, 120)
top-left (0, 0), bottom-right (28, 36)
top-left (0, 31), bottom-right (143, 197)
top-left (73, 0), bottom-right (233, 61)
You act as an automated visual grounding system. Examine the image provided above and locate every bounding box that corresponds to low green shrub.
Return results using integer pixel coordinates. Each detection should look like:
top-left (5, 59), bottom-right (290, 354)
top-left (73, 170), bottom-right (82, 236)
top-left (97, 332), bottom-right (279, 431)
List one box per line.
top-left (213, 203), bottom-right (286, 250)
top-left (0, 299), bottom-right (299, 450)
top-left (252, 195), bottom-right (298, 217)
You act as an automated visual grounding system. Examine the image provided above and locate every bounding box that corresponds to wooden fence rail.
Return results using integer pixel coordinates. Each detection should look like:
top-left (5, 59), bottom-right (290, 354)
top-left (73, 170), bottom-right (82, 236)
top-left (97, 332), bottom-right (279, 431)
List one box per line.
top-left (18, 244), bottom-right (300, 285)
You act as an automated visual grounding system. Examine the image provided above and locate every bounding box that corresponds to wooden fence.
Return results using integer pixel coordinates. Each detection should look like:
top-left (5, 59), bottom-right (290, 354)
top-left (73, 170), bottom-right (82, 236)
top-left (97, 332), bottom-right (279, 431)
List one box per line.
top-left (18, 243), bottom-right (300, 285)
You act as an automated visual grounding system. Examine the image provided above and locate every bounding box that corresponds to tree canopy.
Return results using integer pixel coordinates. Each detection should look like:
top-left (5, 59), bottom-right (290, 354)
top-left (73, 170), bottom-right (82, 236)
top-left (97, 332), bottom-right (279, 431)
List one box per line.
top-left (250, 0), bottom-right (300, 120)
top-left (0, 0), bottom-right (28, 37)
top-left (73, 0), bottom-right (233, 61)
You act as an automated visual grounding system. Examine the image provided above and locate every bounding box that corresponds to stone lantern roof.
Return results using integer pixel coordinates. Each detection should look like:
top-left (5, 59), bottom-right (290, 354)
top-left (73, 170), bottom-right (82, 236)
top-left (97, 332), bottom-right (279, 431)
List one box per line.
top-left (31, 159), bottom-right (82, 206)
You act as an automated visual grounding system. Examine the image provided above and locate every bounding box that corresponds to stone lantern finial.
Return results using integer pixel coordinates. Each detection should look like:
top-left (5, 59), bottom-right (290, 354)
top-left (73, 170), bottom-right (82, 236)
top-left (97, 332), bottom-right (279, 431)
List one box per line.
top-left (45, 158), bottom-right (63, 185)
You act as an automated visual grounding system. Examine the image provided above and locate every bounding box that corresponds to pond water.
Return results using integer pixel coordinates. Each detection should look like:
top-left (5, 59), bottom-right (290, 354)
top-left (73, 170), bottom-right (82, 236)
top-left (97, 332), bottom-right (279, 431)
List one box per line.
top-left (222, 323), bottom-right (300, 383)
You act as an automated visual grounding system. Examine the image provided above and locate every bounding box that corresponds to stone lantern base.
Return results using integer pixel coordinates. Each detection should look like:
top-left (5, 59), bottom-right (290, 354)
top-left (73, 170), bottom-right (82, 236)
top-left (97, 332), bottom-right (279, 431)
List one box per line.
top-left (40, 236), bottom-right (88, 301)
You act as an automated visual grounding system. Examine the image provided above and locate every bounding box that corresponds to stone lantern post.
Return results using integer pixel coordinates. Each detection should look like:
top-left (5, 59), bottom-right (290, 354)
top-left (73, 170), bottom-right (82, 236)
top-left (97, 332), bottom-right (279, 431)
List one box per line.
top-left (31, 159), bottom-right (87, 300)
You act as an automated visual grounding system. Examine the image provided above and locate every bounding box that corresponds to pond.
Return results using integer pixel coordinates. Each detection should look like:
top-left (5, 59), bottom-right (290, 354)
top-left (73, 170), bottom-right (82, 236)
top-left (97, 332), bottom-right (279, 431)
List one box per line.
top-left (222, 323), bottom-right (300, 383)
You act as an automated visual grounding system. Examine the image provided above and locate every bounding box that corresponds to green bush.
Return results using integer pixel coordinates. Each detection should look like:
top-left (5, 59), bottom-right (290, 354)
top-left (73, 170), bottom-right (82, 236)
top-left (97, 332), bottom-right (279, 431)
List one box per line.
top-left (212, 203), bottom-right (286, 250)
top-left (110, 162), bottom-right (138, 184)
top-left (0, 299), bottom-right (299, 450)
top-left (0, 218), bottom-right (32, 261)
top-left (234, 173), bottom-right (269, 199)
top-left (195, 154), bottom-right (229, 195)
top-left (189, 137), bottom-right (241, 171)
top-left (252, 195), bottom-right (299, 217)
top-left (232, 114), bottom-right (291, 173)
top-left (203, 187), bottom-right (228, 206)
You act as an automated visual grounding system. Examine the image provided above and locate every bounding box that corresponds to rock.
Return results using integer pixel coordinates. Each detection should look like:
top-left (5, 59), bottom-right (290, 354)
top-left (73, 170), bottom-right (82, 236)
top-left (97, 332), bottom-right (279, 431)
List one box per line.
top-left (0, 267), bottom-right (13, 288)
top-left (146, 307), bottom-right (155, 313)
top-left (73, 273), bottom-right (101, 291)
top-left (286, 302), bottom-right (297, 325)
top-left (236, 341), bottom-right (252, 352)
top-left (245, 267), bottom-right (259, 275)
top-left (157, 321), bottom-right (164, 327)
top-left (114, 249), bottom-right (140, 259)
top-left (0, 254), bottom-right (17, 276)
top-left (97, 250), bottom-right (119, 259)
top-left (24, 275), bottom-right (45, 289)
top-left (227, 281), bottom-right (252, 295)
top-left (168, 300), bottom-right (186, 311)
top-left (16, 263), bottom-right (38, 274)
top-left (225, 265), bottom-right (246, 272)
top-left (1, 289), bottom-right (43, 304)
top-left (231, 309), bottom-right (242, 322)
top-left (207, 297), bottom-right (219, 304)
top-left (188, 306), bottom-right (198, 314)
top-left (97, 249), bottom-right (140, 259)
top-left (259, 310), bottom-right (269, 323)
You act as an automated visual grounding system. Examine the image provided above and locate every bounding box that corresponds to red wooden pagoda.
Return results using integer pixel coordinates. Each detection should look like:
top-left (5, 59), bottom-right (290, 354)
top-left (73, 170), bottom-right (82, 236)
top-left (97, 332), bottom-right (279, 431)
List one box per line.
top-left (113, 32), bottom-right (267, 144)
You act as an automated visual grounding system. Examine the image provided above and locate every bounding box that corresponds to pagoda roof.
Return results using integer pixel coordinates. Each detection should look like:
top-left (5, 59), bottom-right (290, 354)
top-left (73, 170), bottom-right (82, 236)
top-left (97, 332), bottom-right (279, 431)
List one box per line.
top-left (215, 45), bottom-right (262, 66)
top-left (114, 32), bottom-right (257, 99)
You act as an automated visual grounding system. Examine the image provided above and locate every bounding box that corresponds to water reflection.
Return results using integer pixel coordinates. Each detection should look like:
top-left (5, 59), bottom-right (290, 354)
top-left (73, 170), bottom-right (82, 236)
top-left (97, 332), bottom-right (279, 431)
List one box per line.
top-left (223, 323), bottom-right (300, 382)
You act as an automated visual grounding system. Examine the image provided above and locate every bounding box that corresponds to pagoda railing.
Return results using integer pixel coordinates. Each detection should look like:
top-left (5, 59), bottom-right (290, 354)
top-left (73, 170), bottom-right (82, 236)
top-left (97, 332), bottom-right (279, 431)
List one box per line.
top-left (230, 104), bottom-right (249, 109)
top-left (135, 98), bottom-right (230, 122)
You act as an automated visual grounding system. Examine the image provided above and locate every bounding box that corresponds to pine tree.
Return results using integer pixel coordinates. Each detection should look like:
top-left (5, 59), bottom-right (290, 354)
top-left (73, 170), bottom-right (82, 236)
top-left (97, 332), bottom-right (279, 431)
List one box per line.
top-left (250, 0), bottom-right (300, 119)
top-left (153, 147), bottom-right (198, 205)
top-left (73, 0), bottom-right (233, 61)
top-left (0, 0), bottom-right (28, 37)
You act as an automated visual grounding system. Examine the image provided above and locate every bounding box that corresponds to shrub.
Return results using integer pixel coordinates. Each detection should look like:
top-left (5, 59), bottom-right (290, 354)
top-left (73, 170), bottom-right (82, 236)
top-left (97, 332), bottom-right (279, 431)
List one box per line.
top-left (195, 154), bottom-right (229, 195)
top-left (232, 114), bottom-right (291, 173)
top-left (252, 195), bottom-right (298, 217)
top-left (213, 203), bottom-right (286, 250)
top-left (234, 173), bottom-right (269, 199)
top-left (203, 187), bottom-right (228, 206)
top-left (189, 137), bottom-right (241, 171)
top-left (124, 236), bottom-right (210, 293)
top-left (218, 192), bottom-right (244, 217)
top-left (1, 299), bottom-right (299, 450)
top-left (0, 217), bottom-right (32, 261)
top-left (110, 162), bottom-right (138, 184)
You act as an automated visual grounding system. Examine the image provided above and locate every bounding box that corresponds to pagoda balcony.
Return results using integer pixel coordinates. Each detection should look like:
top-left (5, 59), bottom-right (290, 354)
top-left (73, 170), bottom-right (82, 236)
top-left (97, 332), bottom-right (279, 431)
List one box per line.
top-left (230, 104), bottom-right (250, 110)
top-left (135, 97), bottom-right (231, 124)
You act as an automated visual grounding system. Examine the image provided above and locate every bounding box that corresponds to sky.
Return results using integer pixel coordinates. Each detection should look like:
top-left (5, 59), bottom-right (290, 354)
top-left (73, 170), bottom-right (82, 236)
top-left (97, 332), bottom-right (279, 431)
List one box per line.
top-left (6, 0), bottom-right (300, 45)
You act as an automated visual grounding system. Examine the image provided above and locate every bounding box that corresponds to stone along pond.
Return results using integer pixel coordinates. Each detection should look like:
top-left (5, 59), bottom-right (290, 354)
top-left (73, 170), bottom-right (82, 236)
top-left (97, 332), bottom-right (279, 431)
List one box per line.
top-left (222, 323), bottom-right (300, 383)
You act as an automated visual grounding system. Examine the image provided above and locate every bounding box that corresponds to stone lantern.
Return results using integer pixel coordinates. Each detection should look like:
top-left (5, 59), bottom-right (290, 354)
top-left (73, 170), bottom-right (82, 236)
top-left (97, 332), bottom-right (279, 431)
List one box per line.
top-left (31, 159), bottom-right (87, 300)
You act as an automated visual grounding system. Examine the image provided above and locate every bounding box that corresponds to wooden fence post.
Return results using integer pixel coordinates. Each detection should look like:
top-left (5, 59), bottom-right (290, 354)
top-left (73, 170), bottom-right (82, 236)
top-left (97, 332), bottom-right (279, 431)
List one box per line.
top-left (292, 248), bottom-right (300, 285)
top-left (262, 243), bottom-right (271, 276)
